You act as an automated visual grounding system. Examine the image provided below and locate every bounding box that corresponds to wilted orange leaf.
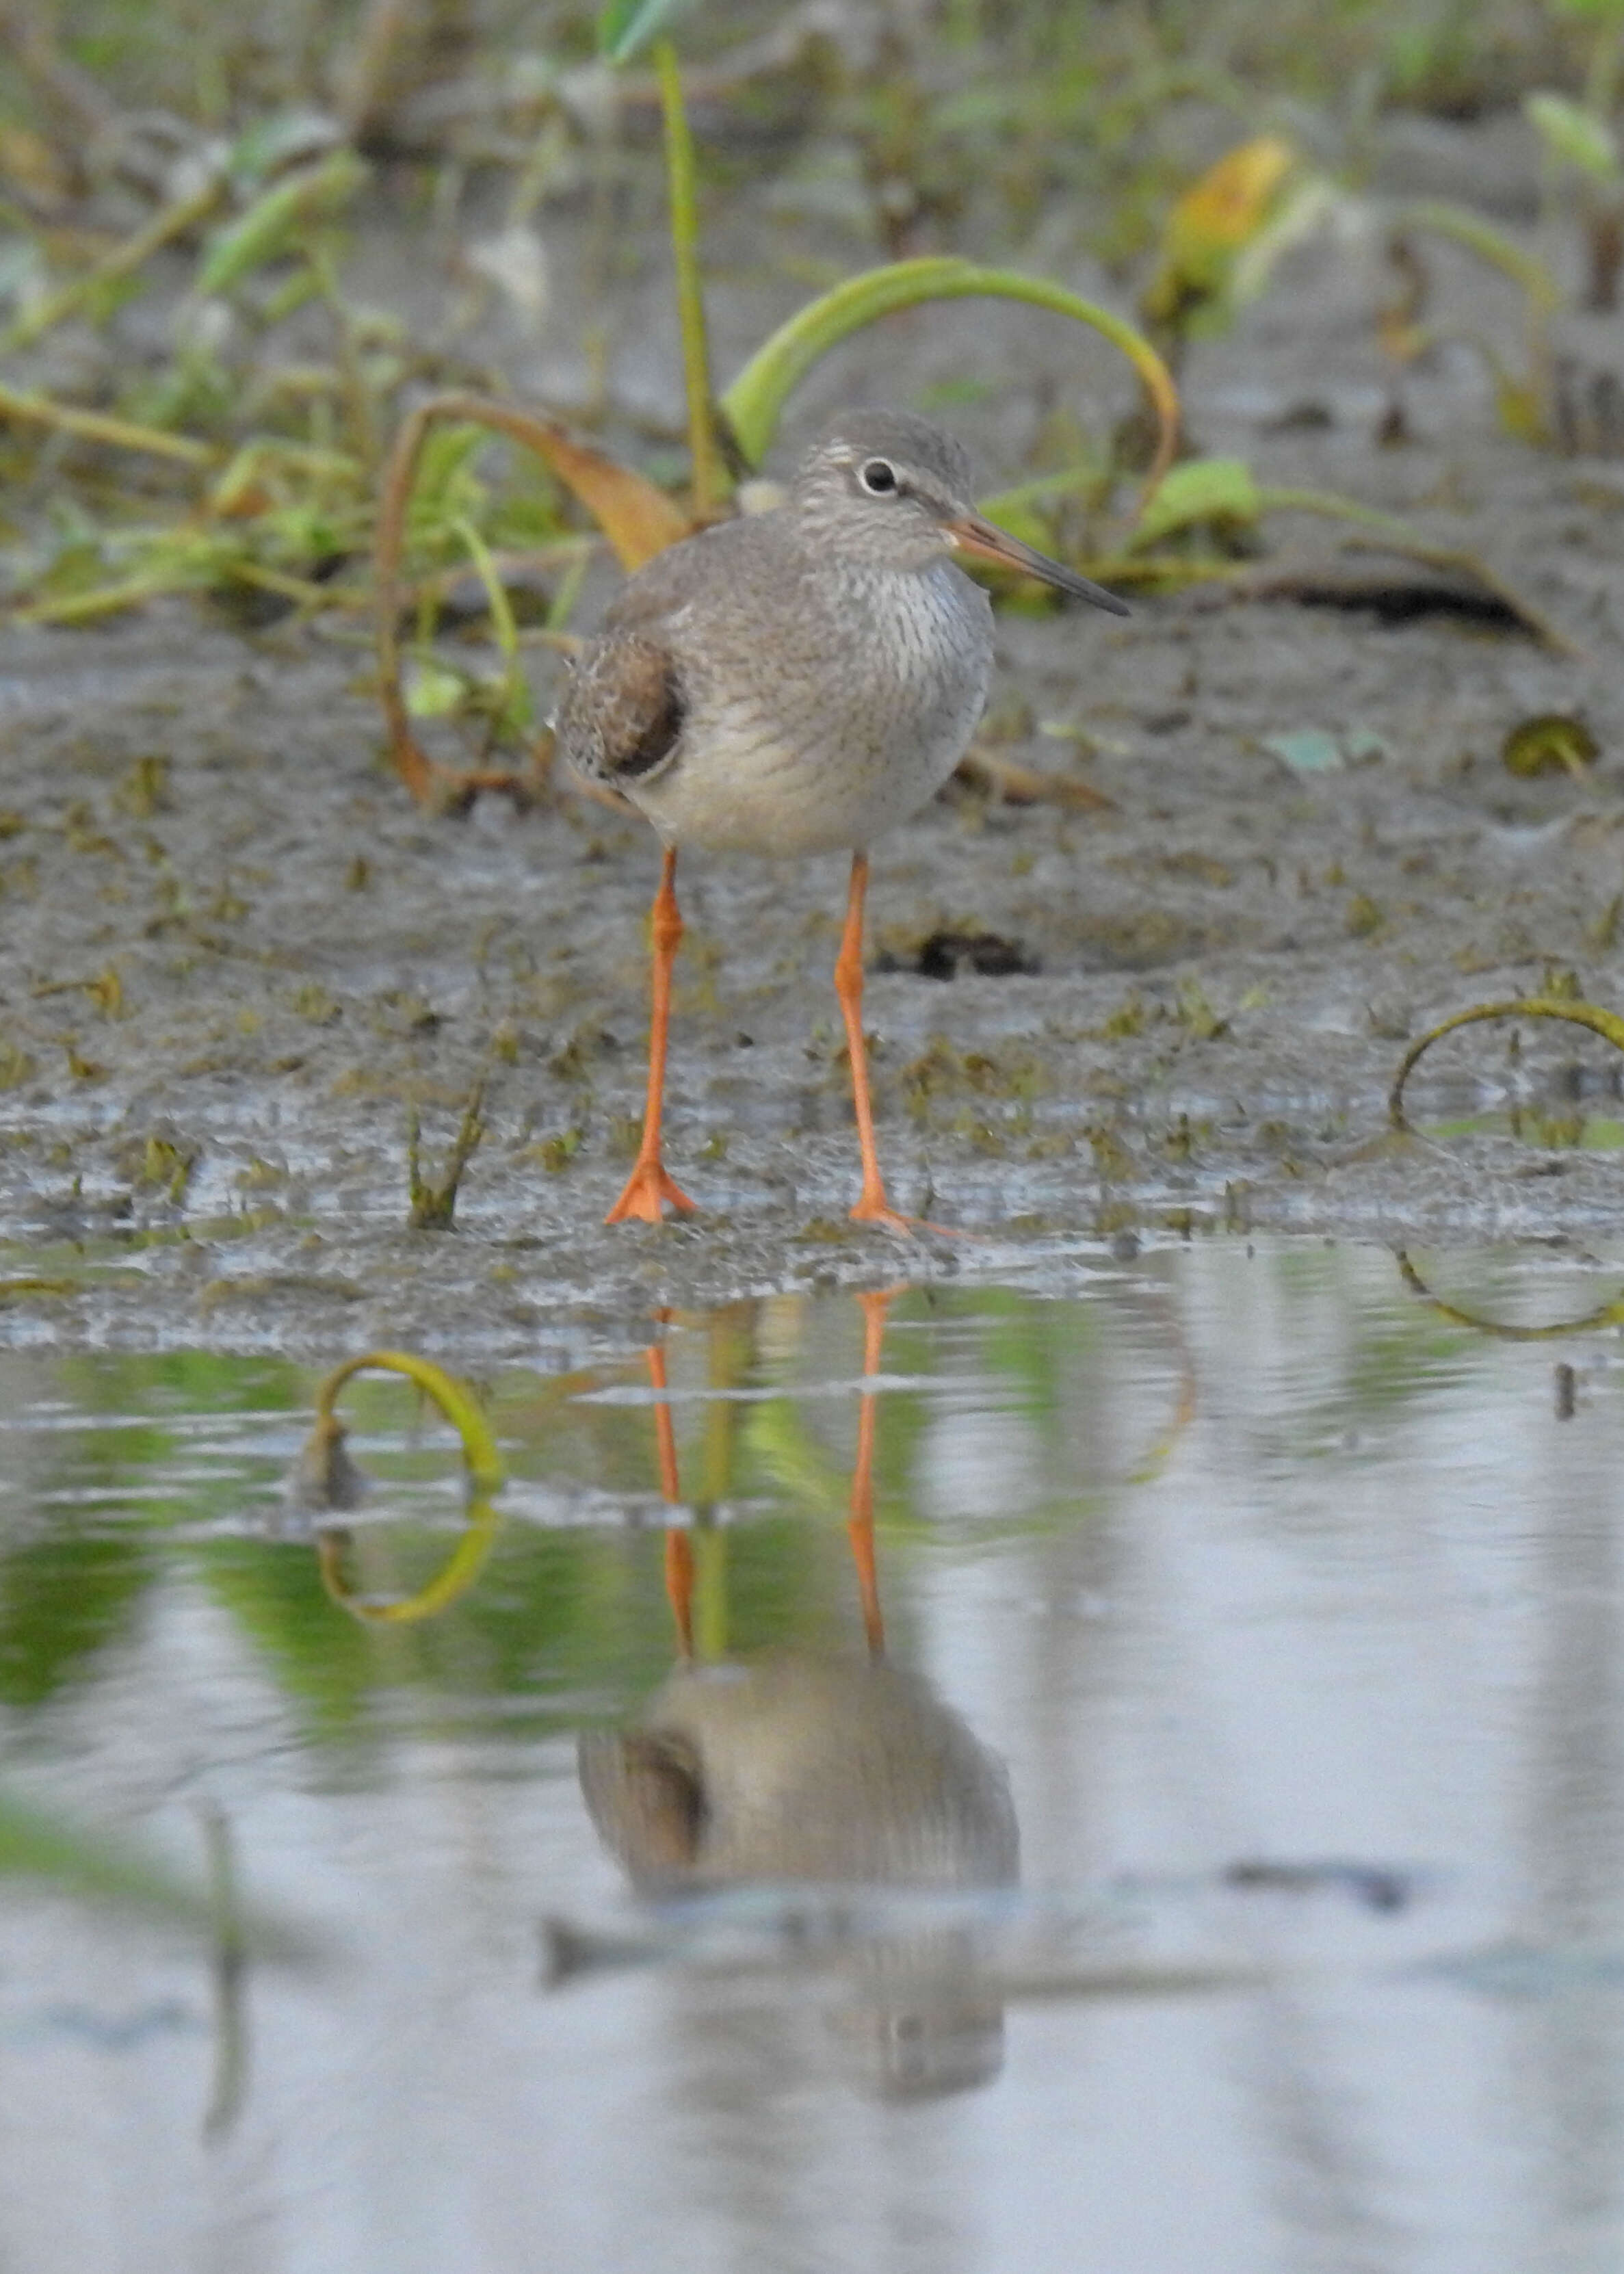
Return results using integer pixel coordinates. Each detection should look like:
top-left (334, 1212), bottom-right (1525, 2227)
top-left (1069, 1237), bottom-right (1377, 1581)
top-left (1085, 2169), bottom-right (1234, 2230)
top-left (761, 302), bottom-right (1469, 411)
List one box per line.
top-left (524, 419), bottom-right (693, 570)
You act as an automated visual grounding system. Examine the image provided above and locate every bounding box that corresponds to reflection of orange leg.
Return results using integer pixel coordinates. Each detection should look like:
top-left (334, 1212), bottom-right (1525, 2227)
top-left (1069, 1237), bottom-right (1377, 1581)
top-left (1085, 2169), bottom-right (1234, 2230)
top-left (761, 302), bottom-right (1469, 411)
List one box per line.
top-left (647, 1335), bottom-right (693, 1658)
top-left (835, 853), bottom-right (911, 1233)
top-left (846, 1287), bottom-right (898, 1656)
top-left (607, 846), bottom-right (698, 1224)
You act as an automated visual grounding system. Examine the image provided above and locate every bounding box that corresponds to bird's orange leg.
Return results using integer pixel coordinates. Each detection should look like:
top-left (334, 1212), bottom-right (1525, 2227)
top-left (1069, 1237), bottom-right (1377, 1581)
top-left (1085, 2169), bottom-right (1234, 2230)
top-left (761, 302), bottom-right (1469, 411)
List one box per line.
top-left (845, 1287), bottom-right (898, 1655)
top-left (646, 1331), bottom-right (695, 1659)
top-left (606, 846), bottom-right (698, 1224)
top-left (834, 851), bottom-right (914, 1233)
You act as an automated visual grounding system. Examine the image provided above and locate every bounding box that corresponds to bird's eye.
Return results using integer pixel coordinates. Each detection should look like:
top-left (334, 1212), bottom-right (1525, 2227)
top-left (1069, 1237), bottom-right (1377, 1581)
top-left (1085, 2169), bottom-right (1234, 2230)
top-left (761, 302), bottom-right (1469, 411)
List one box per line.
top-left (859, 458), bottom-right (899, 495)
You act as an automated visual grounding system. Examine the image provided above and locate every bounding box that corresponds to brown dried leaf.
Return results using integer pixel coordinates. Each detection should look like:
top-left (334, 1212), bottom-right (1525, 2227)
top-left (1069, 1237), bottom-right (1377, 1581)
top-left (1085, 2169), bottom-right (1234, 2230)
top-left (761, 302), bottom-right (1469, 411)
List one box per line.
top-left (954, 750), bottom-right (1116, 812)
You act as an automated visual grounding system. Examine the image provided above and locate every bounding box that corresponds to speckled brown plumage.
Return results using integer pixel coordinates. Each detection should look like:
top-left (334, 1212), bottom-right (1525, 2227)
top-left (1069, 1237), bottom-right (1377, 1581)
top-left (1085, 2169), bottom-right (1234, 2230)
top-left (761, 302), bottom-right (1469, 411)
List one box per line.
top-left (568, 633), bottom-right (686, 783)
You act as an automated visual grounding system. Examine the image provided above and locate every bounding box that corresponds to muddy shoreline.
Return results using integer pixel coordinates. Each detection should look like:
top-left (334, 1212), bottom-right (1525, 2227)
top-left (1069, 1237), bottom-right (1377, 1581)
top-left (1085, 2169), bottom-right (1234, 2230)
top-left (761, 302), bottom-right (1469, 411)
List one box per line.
top-left (3, 125), bottom-right (1623, 1360)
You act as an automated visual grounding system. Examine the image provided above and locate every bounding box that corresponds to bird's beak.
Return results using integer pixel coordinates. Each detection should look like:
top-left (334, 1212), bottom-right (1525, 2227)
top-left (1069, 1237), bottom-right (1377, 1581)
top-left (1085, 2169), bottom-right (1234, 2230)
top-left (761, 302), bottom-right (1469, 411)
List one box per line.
top-left (944, 512), bottom-right (1130, 616)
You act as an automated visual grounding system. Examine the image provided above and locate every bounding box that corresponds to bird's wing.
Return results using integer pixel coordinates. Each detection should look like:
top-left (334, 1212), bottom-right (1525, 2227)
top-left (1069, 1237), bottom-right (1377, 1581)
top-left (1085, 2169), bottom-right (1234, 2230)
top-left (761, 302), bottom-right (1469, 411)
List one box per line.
top-left (558, 519), bottom-right (771, 787)
top-left (558, 630), bottom-right (686, 787)
top-left (599, 514), bottom-right (763, 636)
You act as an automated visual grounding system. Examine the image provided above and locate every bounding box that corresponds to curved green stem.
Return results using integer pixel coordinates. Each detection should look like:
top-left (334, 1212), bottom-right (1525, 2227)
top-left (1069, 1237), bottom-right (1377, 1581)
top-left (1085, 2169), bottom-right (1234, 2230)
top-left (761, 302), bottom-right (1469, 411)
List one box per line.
top-left (720, 258), bottom-right (1180, 514)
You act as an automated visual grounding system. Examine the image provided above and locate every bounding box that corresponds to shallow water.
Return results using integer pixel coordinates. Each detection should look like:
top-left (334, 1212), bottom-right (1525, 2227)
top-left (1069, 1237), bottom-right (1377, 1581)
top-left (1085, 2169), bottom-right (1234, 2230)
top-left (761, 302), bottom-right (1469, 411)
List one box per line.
top-left (4, 1232), bottom-right (1624, 2273)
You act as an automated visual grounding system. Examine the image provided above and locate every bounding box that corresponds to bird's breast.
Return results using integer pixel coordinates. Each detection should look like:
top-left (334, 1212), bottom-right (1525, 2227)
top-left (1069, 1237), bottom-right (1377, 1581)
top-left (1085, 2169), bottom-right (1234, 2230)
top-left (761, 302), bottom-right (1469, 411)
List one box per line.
top-left (634, 564), bottom-right (994, 857)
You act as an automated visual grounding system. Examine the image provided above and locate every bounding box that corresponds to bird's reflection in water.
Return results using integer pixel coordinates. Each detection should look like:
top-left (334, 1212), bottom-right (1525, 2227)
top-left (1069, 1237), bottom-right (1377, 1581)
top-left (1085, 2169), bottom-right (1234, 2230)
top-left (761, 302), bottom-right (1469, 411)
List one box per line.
top-left (578, 1290), bottom-right (1020, 2100)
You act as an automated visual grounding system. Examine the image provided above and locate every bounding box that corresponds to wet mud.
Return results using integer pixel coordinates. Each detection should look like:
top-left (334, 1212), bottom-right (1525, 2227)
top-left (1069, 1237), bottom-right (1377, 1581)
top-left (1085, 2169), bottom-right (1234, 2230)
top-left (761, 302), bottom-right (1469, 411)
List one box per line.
top-left (2, 119), bottom-right (1623, 1357)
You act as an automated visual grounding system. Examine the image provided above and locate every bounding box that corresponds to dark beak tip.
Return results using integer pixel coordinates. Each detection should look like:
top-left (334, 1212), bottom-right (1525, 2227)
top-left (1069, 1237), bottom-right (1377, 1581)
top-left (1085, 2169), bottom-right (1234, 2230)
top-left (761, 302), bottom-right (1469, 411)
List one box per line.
top-left (950, 515), bottom-right (1129, 618)
top-left (1058, 573), bottom-right (1130, 618)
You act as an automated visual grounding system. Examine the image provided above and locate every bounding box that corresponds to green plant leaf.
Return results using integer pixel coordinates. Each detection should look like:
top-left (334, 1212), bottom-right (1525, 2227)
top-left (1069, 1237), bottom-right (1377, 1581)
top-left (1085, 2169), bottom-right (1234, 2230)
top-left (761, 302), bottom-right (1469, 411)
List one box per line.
top-left (719, 259), bottom-right (1180, 503)
top-left (1129, 456), bottom-right (1259, 546)
top-left (1524, 91), bottom-right (1621, 180)
top-left (404, 657), bottom-right (469, 719)
top-left (227, 109), bottom-right (342, 190)
top-left (599, 0), bottom-right (693, 66)
top-left (745, 1397), bottom-right (848, 1520)
top-left (196, 149), bottom-right (369, 298)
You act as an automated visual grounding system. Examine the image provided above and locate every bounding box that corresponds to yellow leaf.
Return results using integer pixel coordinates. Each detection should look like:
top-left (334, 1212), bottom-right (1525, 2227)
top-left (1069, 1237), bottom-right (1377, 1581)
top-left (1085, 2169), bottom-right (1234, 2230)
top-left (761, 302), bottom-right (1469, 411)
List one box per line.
top-left (1179, 136), bottom-right (1296, 248)
top-left (1493, 372), bottom-right (1549, 447)
top-left (1144, 136), bottom-right (1301, 331)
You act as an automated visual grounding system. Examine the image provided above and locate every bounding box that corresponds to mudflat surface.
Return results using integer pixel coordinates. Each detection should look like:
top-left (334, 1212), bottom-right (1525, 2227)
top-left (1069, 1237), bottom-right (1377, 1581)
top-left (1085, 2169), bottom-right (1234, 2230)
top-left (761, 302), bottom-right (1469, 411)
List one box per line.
top-left (2, 118), bottom-right (1623, 1356)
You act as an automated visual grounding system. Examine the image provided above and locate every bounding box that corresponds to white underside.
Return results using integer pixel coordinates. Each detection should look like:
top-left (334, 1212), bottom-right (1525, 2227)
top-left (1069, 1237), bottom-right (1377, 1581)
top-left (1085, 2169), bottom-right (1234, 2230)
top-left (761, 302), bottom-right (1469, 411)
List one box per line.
top-left (625, 562), bottom-right (995, 857)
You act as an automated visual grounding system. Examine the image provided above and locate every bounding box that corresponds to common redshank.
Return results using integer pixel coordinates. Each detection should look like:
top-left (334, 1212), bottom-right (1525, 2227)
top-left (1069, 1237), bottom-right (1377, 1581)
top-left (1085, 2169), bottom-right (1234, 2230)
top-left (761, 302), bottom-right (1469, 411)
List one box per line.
top-left (556, 408), bottom-right (1127, 1230)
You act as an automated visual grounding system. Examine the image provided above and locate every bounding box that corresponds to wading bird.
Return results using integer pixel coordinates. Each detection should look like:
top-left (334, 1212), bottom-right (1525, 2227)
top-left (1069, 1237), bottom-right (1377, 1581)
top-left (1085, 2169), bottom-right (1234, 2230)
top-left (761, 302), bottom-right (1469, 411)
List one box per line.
top-left (556, 409), bottom-right (1127, 1230)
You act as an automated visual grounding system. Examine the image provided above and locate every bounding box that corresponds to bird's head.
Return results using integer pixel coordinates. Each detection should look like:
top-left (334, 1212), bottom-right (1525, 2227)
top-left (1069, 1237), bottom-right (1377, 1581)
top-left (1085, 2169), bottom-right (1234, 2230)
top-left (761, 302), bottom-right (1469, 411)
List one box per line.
top-left (791, 409), bottom-right (1128, 614)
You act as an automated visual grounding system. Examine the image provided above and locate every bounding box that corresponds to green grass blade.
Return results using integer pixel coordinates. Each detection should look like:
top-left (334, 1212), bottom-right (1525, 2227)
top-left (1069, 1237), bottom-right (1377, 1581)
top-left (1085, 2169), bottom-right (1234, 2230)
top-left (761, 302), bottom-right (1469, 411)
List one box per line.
top-left (1525, 91), bottom-right (1620, 182)
top-left (0, 1787), bottom-right (318, 1960)
top-left (196, 149), bottom-right (369, 298)
top-left (599, 0), bottom-right (693, 66)
top-left (655, 37), bottom-right (721, 515)
top-left (451, 514), bottom-right (519, 662)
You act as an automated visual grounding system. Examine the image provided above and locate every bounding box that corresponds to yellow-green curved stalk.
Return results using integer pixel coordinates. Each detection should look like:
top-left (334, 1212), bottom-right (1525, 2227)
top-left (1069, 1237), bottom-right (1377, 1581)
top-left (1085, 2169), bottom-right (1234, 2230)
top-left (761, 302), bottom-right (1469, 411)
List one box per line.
top-left (1390, 999), bottom-right (1624, 1343)
top-left (1389, 997), bottom-right (1624, 1134)
top-left (0, 378), bottom-right (220, 468)
top-left (316, 1492), bottom-right (501, 1625)
top-left (1125, 1345), bottom-right (1199, 1485)
top-left (719, 259), bottom-right (1181, 511)
top-left (692, 1523), bottom-right (729, 1662)
top-left (1396, 1250), bottom-right (1624, 1341)
top-left (315, 1349), bottom-right (504, 1494)
top-left (311, 1349), bottom-right (504, 1625)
